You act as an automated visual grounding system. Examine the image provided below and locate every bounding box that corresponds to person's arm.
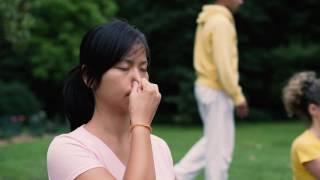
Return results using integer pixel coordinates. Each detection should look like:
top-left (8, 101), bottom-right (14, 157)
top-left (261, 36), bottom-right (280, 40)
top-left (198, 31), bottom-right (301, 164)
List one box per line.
top-left (123, 78), bottom-right (159, 180)
top-left (209, 17), bottom-right (245, 105)
top-left (123, 126), bottom-right (155, 180)
top-left (208, 17), bottom-right (249, 118)
top-left (76, 79), bottom-right (159, 180)
top-left (304, 158), bottom-right (320, 178)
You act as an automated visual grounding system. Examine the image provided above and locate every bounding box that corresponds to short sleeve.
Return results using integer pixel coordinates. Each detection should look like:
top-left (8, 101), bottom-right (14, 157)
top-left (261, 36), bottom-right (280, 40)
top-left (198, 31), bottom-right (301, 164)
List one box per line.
top-left (47, 136), bottom-right (104, 180)
top-left (151, 135), bottom-right (175, 177)
top-left (296, 141), bottom-right (320, 163)
top-left (157, 137), bottom-right (174, 167)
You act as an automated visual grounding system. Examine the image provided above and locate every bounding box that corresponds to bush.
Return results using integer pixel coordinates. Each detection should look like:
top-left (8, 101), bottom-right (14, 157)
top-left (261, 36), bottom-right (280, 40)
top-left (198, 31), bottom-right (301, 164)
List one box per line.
top-left (242, 108), bottom-right (274, 122)
top-left (27, 112), bottom-right (68, 136)
top-left (0, 115), bottom-right (25, 139)
top-left (0, 81), bottom-right (41, 138)
top-left (0, 82), bottom-right (41, 116)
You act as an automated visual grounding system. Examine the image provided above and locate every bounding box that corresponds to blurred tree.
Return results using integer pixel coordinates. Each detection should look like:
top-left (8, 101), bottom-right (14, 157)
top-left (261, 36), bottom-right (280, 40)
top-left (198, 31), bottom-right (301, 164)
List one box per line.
top-left (0, 0), bottom-right (34, 82)
top-left (237, 0), bottom-right (320, 118)
top-left (116, 0), bottom-right (320, 122)
top-left (28, 0), bottom-right (117, 81)
top-left (1, 0), bottom-right (320, 122)
top-left (0, 81), bottom-right (41, 116)
top-left (0, 0), bottom-right (117, 117)
top-left (0, 81), bottom-right (41, 138)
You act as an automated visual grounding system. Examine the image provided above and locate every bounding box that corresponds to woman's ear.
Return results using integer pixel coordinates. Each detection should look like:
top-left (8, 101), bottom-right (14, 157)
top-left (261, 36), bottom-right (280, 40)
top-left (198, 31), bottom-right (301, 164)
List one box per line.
top-left (81, 65), bottom-right (91, 88)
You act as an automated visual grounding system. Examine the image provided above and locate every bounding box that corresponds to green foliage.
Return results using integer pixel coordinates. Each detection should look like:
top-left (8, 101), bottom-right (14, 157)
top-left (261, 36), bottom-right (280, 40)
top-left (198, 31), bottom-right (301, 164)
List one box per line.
top-left (0, 0), bottom-right (118, 116)
top-left (0, 0), bottom-right (33, 50)
top-left (0, 82), bottom-right (41, 116)
top-left (28, 0), bottom-right (118, 81)
top-left (0, 0), bottom-right (34, 83)
top-left (117, 0), bottom-right (320, 122)
top-left (0, 116), bottom-right (24, 139)
top-left (164, 67), bottom-right (199, 123)
top-left (0, 81), bottom-right (40, 139)
top-left (1, 0), bottom-right (320, 122)
top-left (237, 0), bottom-right (320, 118)
top-left (243, 108), bottom-right (274, 122)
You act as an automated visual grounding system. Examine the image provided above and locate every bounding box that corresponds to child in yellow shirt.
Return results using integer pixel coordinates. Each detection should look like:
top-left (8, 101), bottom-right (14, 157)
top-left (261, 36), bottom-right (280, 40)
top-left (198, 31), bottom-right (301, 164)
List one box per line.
top-left (282, 71), bottom-right (320, 180)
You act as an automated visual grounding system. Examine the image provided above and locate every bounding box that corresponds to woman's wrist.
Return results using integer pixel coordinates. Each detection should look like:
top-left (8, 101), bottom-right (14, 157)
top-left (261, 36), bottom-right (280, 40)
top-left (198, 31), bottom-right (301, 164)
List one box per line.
top-left (130, 123), bottom-right (152, 133)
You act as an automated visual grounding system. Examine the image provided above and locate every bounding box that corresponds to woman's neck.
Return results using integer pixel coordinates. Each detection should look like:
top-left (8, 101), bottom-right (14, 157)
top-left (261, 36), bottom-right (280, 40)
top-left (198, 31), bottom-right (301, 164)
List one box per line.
top-left (84, 104), bottom-right (132, 166)
top-left (85, 104), bottom-right (131, 141)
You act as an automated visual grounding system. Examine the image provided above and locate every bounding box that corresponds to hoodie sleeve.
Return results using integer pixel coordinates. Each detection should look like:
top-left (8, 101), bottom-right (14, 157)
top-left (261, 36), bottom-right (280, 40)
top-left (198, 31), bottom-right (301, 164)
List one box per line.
top-left (206, 16), bottom-right (245, 105)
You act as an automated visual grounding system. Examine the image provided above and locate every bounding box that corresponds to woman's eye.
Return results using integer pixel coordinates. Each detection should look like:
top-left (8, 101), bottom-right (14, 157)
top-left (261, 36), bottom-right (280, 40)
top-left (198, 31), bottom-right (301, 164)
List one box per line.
top-left (140, 68), bottom-right (148, 72)
top-left (116, 67), bottom-right (129, 71)
top-left (140, 65), bottom-right (148, 72)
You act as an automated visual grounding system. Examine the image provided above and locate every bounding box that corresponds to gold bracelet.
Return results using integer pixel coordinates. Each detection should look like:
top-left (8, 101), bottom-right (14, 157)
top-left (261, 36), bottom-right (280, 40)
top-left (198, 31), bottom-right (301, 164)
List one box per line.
top-left (130, 123), bottom-right (152, 133)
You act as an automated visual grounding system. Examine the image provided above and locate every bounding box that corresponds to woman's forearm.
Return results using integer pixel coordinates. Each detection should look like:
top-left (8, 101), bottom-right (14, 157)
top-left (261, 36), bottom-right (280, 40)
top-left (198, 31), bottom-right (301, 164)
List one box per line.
top-left (123, 127), bottom-right (156, 180)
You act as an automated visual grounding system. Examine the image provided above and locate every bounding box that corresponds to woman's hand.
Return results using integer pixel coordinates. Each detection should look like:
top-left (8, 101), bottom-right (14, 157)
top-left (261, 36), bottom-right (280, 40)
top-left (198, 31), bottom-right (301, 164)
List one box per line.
top-left (129, 78), bottom-right (161, 126)
top-left (125, 78), bottom-right (158, 180)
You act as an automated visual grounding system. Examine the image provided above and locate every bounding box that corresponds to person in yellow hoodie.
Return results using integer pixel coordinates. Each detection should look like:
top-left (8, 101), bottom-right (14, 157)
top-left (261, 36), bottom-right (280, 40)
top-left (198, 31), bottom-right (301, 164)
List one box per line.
top-left (282, 71), bottom-right (320, 180)
top-left (174, 0), bottom-right (249, 179)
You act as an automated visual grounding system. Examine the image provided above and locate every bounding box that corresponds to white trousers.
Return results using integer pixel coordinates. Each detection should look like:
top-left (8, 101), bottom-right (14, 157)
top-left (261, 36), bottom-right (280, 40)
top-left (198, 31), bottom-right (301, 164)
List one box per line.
top-left (174, 85), bottom-right (235, 180)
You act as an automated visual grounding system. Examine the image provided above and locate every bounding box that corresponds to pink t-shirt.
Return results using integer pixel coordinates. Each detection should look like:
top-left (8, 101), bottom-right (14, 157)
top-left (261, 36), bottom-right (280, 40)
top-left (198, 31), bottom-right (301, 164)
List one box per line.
top-left (47, 125), bottom-right (175, 180)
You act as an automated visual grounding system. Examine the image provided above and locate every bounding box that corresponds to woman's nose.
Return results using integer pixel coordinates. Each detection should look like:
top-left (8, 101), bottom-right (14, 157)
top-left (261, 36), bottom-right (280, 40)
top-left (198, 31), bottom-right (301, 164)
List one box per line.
top-left (131, 68), bottom-right (142, 82)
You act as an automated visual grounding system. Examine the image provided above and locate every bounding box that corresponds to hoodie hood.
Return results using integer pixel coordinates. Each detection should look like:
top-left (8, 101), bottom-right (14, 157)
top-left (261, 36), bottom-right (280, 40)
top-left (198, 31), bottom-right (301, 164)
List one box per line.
top-left (196, 5), bottom-right (234, 25)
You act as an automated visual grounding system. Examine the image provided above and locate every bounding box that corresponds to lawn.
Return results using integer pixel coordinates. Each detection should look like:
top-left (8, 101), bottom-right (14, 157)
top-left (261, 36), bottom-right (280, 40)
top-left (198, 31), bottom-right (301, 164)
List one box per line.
top-left (0, 121), bottom-right (304, 180)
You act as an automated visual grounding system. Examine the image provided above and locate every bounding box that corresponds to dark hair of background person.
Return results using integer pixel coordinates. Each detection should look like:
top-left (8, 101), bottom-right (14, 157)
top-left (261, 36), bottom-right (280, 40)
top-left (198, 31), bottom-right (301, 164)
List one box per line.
top-left (63, 19), bottom-right (150, 131)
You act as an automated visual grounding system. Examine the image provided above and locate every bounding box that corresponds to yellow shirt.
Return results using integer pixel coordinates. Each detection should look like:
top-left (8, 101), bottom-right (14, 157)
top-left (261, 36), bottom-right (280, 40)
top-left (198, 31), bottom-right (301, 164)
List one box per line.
top-left (291, 130), bottom-right (320, 180)
top-left (193, 5), bottom-right (245, 105)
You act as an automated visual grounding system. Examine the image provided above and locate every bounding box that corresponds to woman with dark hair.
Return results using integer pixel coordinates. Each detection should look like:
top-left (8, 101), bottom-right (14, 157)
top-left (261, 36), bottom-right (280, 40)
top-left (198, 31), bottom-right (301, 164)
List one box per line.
top-left (282, 71), bottom-right (320, 180)
top-left (47, 20), bottom-right (175, 180)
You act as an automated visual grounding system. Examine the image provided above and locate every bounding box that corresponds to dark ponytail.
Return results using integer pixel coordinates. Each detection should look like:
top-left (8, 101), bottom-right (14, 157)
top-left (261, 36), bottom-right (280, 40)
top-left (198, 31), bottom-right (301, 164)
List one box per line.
top-left (63, 66), bottom-right (94, 131)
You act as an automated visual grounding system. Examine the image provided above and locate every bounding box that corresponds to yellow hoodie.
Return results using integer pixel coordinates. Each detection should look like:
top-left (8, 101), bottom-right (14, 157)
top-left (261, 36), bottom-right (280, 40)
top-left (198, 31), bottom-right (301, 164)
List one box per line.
top-left (194, 4), bottom-right (245, 105)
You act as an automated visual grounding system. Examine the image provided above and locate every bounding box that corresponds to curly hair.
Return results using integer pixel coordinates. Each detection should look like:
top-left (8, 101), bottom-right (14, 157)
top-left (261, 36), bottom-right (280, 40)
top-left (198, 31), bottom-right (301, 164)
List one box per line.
top-left (282, 71), bottom-right (320, 119)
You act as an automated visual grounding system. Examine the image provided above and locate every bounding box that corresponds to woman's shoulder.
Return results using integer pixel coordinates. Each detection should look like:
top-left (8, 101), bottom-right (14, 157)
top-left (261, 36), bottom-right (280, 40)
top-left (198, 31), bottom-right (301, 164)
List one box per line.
top-left (47, 126), bottom-right (105, 180)
top-left (49, 126), bottom-right (84, 145)
top-left (47, 126), bottom-right (95, 158)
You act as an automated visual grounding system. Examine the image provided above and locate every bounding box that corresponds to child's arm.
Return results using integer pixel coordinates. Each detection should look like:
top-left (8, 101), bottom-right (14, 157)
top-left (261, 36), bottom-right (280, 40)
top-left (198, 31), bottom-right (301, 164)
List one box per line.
top-left (304, 158), bottom-right (320, 178)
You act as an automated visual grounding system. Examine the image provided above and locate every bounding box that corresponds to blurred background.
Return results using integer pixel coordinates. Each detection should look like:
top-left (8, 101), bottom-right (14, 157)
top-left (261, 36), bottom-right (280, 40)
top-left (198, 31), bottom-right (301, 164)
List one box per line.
top-left (0, 0), bottom-right (319, 179)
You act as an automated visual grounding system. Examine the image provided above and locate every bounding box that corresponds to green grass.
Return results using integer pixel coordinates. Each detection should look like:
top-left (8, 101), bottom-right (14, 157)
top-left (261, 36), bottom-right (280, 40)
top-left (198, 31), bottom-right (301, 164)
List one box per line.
top-left (154, 121), bottom-right (304, 180)
top-left (0, 136), bottom-right (51, 180)
top-left (0, 122), bottom-right (304, 180)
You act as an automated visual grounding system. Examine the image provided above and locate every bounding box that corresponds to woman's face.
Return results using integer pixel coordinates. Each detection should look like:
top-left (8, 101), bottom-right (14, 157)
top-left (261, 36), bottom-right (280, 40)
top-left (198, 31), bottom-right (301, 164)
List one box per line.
top-left (94, 43), bottom-right (149, 112)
